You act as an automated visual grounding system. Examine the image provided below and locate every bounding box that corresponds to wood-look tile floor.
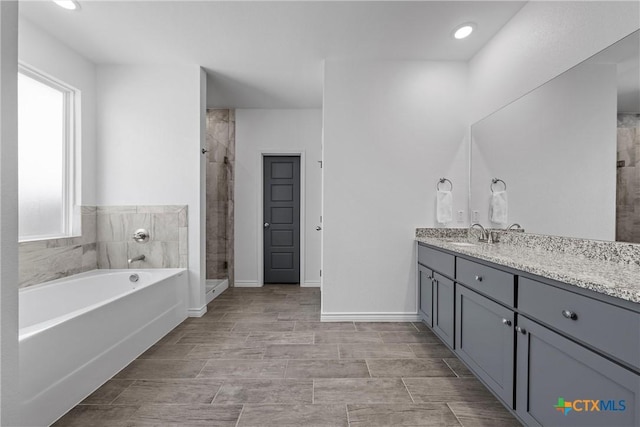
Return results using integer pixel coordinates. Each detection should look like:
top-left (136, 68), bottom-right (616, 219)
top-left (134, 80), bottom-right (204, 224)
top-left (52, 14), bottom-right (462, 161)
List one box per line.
top-left (54, 285), bottom-right (522, 426)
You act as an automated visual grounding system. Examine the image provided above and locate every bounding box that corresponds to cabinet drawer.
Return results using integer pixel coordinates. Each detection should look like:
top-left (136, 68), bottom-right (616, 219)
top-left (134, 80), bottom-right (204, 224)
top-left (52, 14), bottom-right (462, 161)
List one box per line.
top-left (519, 277), bottom-right (640, 369)
top-left (456, 258), bottom-right (514, 306)
top-left (418, 245), bottom-right (454, 277)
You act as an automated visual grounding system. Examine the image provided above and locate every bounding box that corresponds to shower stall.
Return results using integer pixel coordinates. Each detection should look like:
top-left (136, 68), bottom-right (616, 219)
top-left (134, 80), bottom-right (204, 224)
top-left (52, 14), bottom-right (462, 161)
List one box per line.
top-left (205, 109), bottom-right (235, 302)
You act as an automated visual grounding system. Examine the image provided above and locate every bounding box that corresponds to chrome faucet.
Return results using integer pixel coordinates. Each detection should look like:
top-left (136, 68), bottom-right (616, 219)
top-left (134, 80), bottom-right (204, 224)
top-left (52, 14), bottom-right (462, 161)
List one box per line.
top-left (128, 254), bottom-right (146, 264)
top-left (469, 223), bottom-right (488, 242)
top-left (506, 223), bottom-right (522, 231)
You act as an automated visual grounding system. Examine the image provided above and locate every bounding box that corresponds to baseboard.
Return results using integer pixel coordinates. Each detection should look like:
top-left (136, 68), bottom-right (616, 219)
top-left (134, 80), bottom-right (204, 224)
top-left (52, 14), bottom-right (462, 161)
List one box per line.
top-left (301, 281), bottom-right (320, 288)
top-left (234, 281), bottom-right (262, 288)
top-left (320, 312), bottom-right (421, 322)
top-left (187, 305), bottom-right (207, 317)
top-left (206, 279), bottom-right (229, 304)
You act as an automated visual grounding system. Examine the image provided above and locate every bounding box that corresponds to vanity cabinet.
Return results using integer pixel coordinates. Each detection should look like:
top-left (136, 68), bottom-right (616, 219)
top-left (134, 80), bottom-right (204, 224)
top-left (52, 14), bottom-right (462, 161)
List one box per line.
top-left (415, 242), bottom-right (640, 427)
top-left (515, 316), bottom-right (639, 427)
top-left (418, 265), bottom-right (433, 327)
top-left (456, 285), bottom-right (514, 407)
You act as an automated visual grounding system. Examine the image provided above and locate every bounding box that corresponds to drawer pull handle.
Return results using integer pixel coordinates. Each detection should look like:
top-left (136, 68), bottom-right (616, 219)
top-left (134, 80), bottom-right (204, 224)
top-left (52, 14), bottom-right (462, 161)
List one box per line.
top-left (502, 319), bottom-right (512, 326)
top-left (515, 326), bottom-right (526, 334)
top-left (475, 275), bottom-right (483, 282)
top-left (562, 310), bottom-right (578, 320)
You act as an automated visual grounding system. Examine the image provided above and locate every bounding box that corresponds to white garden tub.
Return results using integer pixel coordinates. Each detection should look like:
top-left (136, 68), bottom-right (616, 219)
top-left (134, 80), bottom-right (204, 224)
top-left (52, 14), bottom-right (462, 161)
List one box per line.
top-left (19, 269), bottom-right (188, 427)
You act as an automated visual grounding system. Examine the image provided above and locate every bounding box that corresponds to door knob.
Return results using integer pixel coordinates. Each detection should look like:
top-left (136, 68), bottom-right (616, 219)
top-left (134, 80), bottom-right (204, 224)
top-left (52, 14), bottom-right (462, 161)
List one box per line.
top-left (316, 226), bottom-right (322, 231)
top-left (264, 222), bottom-right (270, 228)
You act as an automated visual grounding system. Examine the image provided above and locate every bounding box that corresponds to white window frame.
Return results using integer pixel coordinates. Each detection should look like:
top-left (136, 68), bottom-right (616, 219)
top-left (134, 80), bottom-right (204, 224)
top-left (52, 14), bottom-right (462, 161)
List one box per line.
top-left (18, 64), bottom-right (79, 242)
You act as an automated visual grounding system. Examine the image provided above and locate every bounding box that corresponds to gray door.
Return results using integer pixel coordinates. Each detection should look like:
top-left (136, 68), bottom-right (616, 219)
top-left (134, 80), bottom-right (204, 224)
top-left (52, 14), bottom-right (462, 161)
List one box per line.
top-left (418, 265), bottom-right (434, 327)
top-left (432, 272), bottom-right (455, 349)
top-left (263, 156), bottom-right (300, 284)
top-left (455, 285), bottom-right (514, 407)
top-left (516, 316), bottom-right (639, 426)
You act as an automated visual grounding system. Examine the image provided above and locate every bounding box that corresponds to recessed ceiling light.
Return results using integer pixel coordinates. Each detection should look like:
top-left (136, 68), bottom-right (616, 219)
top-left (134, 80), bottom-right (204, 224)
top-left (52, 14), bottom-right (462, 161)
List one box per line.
top-left (53, 0), bottom-right (81, 11)
top-left (453, 23), bottom-right (475, 40)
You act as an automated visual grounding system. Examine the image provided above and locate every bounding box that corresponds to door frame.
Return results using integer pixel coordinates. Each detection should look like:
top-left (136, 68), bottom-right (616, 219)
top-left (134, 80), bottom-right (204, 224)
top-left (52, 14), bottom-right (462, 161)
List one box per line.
top-left (257, 150), bottom-right (306, 286)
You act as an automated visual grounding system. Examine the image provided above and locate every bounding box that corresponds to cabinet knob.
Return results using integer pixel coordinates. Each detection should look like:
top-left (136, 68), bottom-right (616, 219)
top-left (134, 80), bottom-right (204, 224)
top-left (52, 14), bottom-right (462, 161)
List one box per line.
top-left (515, 326), bottom-right (527, 334)
top-left (502, 318), bottom-right (512, 326)
top-left (561, 310), bottom-right (578, 320)
top-left (475, 275), bottom-right (483, 282)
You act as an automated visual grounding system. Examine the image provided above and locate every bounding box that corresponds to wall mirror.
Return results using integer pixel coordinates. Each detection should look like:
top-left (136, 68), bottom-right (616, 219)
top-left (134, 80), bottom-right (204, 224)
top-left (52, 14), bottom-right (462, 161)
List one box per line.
top-left (470, 30), bottom-right (640, 242)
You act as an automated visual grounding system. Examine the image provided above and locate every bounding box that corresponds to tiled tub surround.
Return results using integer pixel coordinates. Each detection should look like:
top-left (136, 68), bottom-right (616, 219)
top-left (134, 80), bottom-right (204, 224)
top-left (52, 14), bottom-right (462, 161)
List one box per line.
top-left (415, 228), bottom-right (640, 303)
top-left (205, 109), bottom-right (235, 284)
top-left (97, 206), bottom-right (188, 269)
top-left (19, 206), bottom-right (97, 287)
top-left (617, 113), bottom-right (640, 243)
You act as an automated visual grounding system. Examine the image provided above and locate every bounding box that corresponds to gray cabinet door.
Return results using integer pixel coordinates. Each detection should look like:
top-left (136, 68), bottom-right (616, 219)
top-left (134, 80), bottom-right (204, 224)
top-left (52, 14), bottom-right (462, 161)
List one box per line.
top-left (433, 272), bottom-right (455, 348)
top-left (455, 285), bottom-right (514, 407)
top-left (418, 265), bottom-right (433, 327)
top-left (516, 316), bottom-right (640, 427)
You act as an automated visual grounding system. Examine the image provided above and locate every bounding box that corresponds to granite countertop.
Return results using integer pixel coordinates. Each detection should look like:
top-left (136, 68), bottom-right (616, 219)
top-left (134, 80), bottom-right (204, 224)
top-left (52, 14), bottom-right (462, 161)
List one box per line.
top-left (415, 231), bottom-right (640, 305)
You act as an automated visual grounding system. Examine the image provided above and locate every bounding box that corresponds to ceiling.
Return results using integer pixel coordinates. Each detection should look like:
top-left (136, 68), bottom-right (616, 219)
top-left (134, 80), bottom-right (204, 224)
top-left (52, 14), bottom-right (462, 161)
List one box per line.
top-left (19, 1), bottom-right (526, 108)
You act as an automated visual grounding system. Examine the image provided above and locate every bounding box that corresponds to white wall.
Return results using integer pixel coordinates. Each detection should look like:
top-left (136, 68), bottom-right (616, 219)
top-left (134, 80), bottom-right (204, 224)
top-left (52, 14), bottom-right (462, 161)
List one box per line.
top-left (0, 2), bottom-right (19, 424)
top-left (235, 109), bottom-right (322, 287)
top-left (18, 18), bottom-right (97, 205)
top-left (470, 1), bottom-right (640, 123)
top-left (96, 65), bottom-right (206, 314)
top-left (322, 60), bottom-right (468, 319)
top-left (471, 63), bottom-right (617, 240)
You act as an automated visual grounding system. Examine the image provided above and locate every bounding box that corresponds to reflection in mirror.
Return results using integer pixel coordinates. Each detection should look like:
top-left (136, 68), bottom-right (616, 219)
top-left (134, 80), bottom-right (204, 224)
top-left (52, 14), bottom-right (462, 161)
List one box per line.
top-left (470, 31), bottom-right (640, 243)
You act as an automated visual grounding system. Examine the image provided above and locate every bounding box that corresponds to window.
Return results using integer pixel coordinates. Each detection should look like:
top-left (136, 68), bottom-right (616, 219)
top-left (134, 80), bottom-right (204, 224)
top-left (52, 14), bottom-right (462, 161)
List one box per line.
top-left (18, 66), bottom-right (77, 241)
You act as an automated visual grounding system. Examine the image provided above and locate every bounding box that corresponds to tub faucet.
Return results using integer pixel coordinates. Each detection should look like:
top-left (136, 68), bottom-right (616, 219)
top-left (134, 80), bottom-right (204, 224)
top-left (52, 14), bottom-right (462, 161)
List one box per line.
top-left (469, 223), bottom-right (488, 243)
top-left (128, 254), bottom-right (146, 264)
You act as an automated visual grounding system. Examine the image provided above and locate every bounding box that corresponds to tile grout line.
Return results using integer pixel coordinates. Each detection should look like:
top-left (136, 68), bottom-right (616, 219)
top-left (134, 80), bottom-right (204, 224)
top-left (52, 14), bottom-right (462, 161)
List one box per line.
top-left (401, 378), bottom-right (416, 404)
top-left (442, 358), bottom-right (460, 378)
top-left (364, 359), bottom-right (373, 378)
top-left (209, 380), bottom-right (224, 404)
top-left (345, 403), bottom-right (351, 427)
top-left (234, 404), bottom-right (245, 427)
top-left (106, 380), bottom-right (135, 405)
top-left (312, 378), bottom-right (315, 404)
top-left (446, 402), bottom-right (466, 427)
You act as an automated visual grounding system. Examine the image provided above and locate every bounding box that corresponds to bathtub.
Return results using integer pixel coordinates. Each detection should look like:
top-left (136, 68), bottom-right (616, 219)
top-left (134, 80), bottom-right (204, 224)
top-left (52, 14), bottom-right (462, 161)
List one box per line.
top-left (19, 269), bottom-right (188, 427)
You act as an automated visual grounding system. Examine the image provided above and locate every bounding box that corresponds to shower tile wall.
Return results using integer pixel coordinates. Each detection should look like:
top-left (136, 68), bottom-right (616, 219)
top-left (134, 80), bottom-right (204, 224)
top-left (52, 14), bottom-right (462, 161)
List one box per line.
top-left (617, 114), bottom-right (640, 243)
top-left (206, 109), bottom-right (235, 285)
top-left (96, 205), bottom-right (188, 269)
top-left (19, 206), bottom-right (97, 287)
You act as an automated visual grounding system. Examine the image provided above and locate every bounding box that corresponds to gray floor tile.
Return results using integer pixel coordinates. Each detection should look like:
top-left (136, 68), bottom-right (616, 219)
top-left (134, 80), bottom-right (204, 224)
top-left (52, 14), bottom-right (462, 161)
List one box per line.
top-left (367, 358), bottom-right (456, 378)
top-left (127, 404), bottom-right (242, 426)
top-left (444, 358), bottom-right (475, 377)
top-left (379, 331), bottom-right (441, 343)
top-left (114, 359), bottom-right (207, 380)
top-left (52, 405), bottom-right (139, 427)
top-left (347, 403), bottom-right (462, 426)
top-left (314, 331), bottom-right (383, 344)
top-left (245, 332), bottom-right (314, 346)
top-left (339, 344), bottom-right (415, 359)
top-left (355, 322), bottom-right (420, 332)
top-left (285, 360), bottom-right (370, 378)
top-left (198, 359), bottom-right (286, 379)
top-left (313, 378), bottom-right (412, 404)
top-left (294, 322), bottom-right (356, 331)
top-left (276, 312), bottom-right (321, 321)
top-left (176, 332), bottom-right (249, 345)
top-left (138, 344), bottom-right (196, 359)
top-left (412, 322), bottom-right (430, 332)
top-left (221, 313), bottom-right (280, 322)
top-left (237, 404), bottom-right (348, 426)
top-left (447, 402), bottom-right (522, 427)
top-left (409, 343), bottom-right (455, 358)
top-left (154, 328), bottom-right (186, 345)
top-left (404, 378), bottom-right (496, 403)
top-left (183, 313), bottom-right (226, 322)
top-left (214, 379), bottom-right (313, 404)
top-left (177, 322), bottom-right (237, 332)
top-left (112, 379), bottom-right (222, 404)
top-left (81, 380), bottom-right (134, 404)
top-left (232, 322), bottom-right (295, 332)
top-left (186, 345), bottom-right (265, 359)
top-left (263, 344), bottom-right (339, 359)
